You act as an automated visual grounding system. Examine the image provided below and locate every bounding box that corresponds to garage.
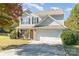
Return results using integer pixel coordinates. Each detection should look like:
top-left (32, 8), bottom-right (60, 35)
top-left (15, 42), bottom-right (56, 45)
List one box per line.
top-left (36, 29), bottom-right (63, 41)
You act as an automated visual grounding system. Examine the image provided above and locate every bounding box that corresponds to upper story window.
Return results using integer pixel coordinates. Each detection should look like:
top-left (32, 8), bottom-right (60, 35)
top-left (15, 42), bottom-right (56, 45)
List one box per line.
top-left (20, 16), bottom-right (40, 25)
top-left (21, 17), bottom-right (30, 24)
top-left (36, 17), bottom-right (39, 23)
top-left (32, 17), bottom-right (39, 24)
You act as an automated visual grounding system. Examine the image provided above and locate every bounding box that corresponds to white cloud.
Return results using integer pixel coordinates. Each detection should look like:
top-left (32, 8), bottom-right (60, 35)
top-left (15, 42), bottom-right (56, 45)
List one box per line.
top-left (50, 7), bottom-right (60, 10)
top-left (26, 3), bottom-right (44, 11)
top-left (65, 8), bottom-right (72, 12)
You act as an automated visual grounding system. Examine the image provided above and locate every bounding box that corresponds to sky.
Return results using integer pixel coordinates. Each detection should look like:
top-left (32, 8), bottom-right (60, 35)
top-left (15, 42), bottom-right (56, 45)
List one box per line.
top-left (22, 3), bottom-right (75, 24)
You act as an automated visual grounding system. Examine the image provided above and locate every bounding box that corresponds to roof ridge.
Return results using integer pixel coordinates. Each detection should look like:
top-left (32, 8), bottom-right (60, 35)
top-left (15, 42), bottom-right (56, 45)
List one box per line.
top-left (33, 9), bottom-right (63, 13)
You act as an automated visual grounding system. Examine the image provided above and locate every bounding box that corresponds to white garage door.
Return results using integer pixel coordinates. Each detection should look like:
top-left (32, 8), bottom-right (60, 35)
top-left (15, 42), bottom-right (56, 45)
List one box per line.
top-left (36, 29), bottom-right (63, 41)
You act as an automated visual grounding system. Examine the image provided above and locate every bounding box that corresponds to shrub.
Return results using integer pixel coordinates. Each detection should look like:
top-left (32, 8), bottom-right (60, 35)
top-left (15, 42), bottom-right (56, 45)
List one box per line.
top-left (73, 31), bottom-right (79, 44)
top-left (10, 30), bottom-right (18, 39)
top-left (61, 29), bottom-right (78, 45)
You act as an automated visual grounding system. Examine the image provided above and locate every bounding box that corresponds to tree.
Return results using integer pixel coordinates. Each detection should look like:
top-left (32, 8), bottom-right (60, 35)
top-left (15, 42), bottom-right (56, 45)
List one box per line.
top-left (0, 3), bottom-right (22, 32)
top-left (65, 3), bottom-right (79, 32)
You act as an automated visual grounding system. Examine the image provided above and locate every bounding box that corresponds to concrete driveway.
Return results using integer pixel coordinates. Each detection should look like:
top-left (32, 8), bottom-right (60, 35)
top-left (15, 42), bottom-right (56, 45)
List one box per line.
top-left (0, 39), bottom-right (66, 56)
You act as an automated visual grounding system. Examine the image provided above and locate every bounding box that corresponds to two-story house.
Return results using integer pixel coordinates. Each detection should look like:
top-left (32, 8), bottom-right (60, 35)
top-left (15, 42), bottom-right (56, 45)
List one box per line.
top-left (17, 9), bottom-right (65, 41)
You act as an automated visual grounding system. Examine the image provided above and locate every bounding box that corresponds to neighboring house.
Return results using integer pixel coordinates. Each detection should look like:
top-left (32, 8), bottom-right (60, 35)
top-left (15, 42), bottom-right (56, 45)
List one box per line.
top-left (17, 9), bottom-right (65, 41)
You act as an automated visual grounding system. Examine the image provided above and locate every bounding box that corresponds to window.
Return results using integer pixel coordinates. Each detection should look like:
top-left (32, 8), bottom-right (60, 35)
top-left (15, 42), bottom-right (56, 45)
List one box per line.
top-left (32, 17), bottom-right (39, 24)
top-left (21, 17), bottom-right (30, 24)
top-left (20, 17), bottom-right (23, 24)
top-left (21, 18), bottom-right (26, 24)
top-left (20, 16), bottom-right (39, 25)
top-left (37, 17), bottom-right (39, 23)
top-left (28, 18), bottom-right (30, 24)
top-left (26, 17), bottom-right (30, 24)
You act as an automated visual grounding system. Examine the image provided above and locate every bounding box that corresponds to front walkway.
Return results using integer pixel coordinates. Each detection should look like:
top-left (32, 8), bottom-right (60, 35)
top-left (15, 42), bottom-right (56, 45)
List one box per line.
top-left (0, 39), bottom-right (66, 56)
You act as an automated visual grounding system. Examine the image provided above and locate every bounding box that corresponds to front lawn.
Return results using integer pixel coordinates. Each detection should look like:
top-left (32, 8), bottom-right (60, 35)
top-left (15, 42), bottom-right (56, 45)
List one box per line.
top-left (0, 36), bottom-right (28, 51)
top-left (64, 45), bottom-right (79, 56)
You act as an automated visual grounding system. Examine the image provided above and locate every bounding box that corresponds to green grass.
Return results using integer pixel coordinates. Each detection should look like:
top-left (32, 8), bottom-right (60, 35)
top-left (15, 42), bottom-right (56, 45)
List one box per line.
top-left (64, 45), bottom-right (79, 56)
top-left (0, 36), bottom-right (28, 50)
